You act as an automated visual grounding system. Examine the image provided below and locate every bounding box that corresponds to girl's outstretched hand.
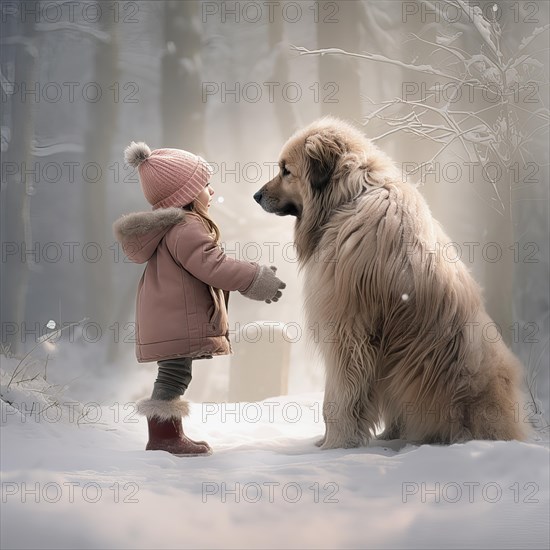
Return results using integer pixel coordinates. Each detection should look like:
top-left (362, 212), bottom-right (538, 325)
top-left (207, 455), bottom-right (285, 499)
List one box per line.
top-left (240, 265), bottom-right (286, 303)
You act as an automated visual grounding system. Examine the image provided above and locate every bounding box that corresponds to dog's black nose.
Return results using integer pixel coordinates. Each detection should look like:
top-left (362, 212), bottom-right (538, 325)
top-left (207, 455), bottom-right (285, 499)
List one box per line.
top-left (253, 191), bottom-right (262, 204)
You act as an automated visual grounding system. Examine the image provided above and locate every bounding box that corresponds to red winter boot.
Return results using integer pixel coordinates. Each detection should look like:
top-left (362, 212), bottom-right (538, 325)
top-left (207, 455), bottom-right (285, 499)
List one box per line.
top-left (137, 398), bottom-right (212, 457)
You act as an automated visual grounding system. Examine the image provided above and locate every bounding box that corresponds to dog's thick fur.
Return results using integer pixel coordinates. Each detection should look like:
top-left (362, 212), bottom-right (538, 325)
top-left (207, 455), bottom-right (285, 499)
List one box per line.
top-left (254, 117), bottom-right (529, 449)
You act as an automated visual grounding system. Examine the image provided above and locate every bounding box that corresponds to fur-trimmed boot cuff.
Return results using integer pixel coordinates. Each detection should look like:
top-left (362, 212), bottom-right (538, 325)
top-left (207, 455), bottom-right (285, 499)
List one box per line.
top-left (136, 398), bottom-right (190, 420)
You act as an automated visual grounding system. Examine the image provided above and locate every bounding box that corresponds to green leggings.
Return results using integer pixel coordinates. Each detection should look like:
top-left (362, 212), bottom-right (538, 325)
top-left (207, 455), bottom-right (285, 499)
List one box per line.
top-left (151, 357), bottom-right (192, 401)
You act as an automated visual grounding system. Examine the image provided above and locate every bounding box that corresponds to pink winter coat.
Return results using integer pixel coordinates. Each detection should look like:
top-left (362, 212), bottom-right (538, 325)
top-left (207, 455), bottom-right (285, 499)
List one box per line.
top-left (113, 207), bottom-right (259, 362)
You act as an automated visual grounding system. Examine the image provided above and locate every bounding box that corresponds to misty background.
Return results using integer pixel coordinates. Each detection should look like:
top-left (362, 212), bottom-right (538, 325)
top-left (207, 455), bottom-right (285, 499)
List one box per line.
top-left (1, 0), bottom-right (548, 418)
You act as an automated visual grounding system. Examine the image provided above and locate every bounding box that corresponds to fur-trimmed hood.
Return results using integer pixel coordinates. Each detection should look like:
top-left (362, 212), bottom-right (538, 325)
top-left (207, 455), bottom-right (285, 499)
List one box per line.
top-left (112, 207), bottom-right (186, 263)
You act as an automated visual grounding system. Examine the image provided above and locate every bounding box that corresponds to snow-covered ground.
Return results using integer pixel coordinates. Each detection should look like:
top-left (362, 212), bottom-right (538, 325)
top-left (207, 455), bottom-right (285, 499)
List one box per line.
top-left (1, 348), bottom-right (549, 550)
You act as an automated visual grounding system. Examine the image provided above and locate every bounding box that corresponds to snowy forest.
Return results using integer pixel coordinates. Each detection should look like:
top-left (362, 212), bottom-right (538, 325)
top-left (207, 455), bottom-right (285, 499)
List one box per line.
top-left (1, 1), bottom-right (549, 549)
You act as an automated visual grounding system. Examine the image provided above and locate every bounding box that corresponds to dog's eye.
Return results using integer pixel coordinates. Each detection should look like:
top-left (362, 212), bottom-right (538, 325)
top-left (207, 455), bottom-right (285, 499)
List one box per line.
top-left (281, 167), bottom-right (290, 177)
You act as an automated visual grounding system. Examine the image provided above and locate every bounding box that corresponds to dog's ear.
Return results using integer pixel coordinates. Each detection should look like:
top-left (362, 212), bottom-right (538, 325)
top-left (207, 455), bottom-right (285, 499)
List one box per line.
top-left (304, 132), bottom-right (343, 192)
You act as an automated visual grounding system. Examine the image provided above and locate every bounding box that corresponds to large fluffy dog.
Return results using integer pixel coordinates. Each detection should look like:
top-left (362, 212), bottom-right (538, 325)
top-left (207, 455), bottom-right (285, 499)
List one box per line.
top-left (254, 117), bottom-right (529, 449)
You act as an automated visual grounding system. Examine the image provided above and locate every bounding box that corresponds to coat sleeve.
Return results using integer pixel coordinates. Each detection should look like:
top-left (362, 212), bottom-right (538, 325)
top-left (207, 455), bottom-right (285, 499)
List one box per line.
top-left (168, 217), bottom-right (259, 292)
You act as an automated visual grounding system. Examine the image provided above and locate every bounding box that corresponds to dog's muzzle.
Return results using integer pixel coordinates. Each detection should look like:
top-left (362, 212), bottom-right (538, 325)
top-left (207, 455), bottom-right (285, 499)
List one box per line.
top-left (253, 186), bottom-right (301, 217)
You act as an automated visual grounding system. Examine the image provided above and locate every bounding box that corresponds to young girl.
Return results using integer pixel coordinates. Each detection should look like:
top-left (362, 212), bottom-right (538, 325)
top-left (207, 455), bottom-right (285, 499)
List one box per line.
top-left (113, 142), bottom-right (286, 457)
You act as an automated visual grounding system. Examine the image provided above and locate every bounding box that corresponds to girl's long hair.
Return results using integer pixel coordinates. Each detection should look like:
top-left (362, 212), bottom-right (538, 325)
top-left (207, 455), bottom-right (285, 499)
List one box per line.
top-left (183, 198), bottom-right (225, 313)
top-left (183, 199), bottom-right (221, 243)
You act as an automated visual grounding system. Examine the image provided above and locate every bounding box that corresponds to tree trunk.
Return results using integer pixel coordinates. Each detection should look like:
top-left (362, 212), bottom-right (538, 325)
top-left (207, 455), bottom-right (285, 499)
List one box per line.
top-left (161, 0), bottom-right (204, 153)
top-left (0, 14), bottom-right (36, 356)
top-left (318, 1), bottom-right (361, 121)
top-left (82, 1), bottom-right (118, 360)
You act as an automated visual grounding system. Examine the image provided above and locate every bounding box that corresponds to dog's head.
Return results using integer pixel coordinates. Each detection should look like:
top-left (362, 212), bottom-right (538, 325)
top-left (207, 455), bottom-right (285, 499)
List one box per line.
top-left (254, 117), bottom-right (395, 219)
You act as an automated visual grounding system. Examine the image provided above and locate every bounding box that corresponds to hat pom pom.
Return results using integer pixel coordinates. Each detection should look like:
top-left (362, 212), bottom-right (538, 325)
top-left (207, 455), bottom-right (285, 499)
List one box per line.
top-left (125, 141), bottom-right (151, 168)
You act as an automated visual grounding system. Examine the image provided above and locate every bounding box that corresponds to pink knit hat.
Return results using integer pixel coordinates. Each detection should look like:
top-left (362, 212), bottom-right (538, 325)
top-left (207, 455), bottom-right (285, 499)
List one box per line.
top-left (124, 141), bottom-right (213, 210)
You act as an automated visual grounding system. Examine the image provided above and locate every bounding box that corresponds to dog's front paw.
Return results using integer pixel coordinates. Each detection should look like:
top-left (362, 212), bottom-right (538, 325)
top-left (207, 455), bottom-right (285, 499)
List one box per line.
top-left (315, 435), bottom-right (326, 447)
top-left (376, 429), bottom-right (397, 441)
top-left (376, 421), bottom-right (402, 441)
top-left (320, 436), bottom-right (361, 450)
